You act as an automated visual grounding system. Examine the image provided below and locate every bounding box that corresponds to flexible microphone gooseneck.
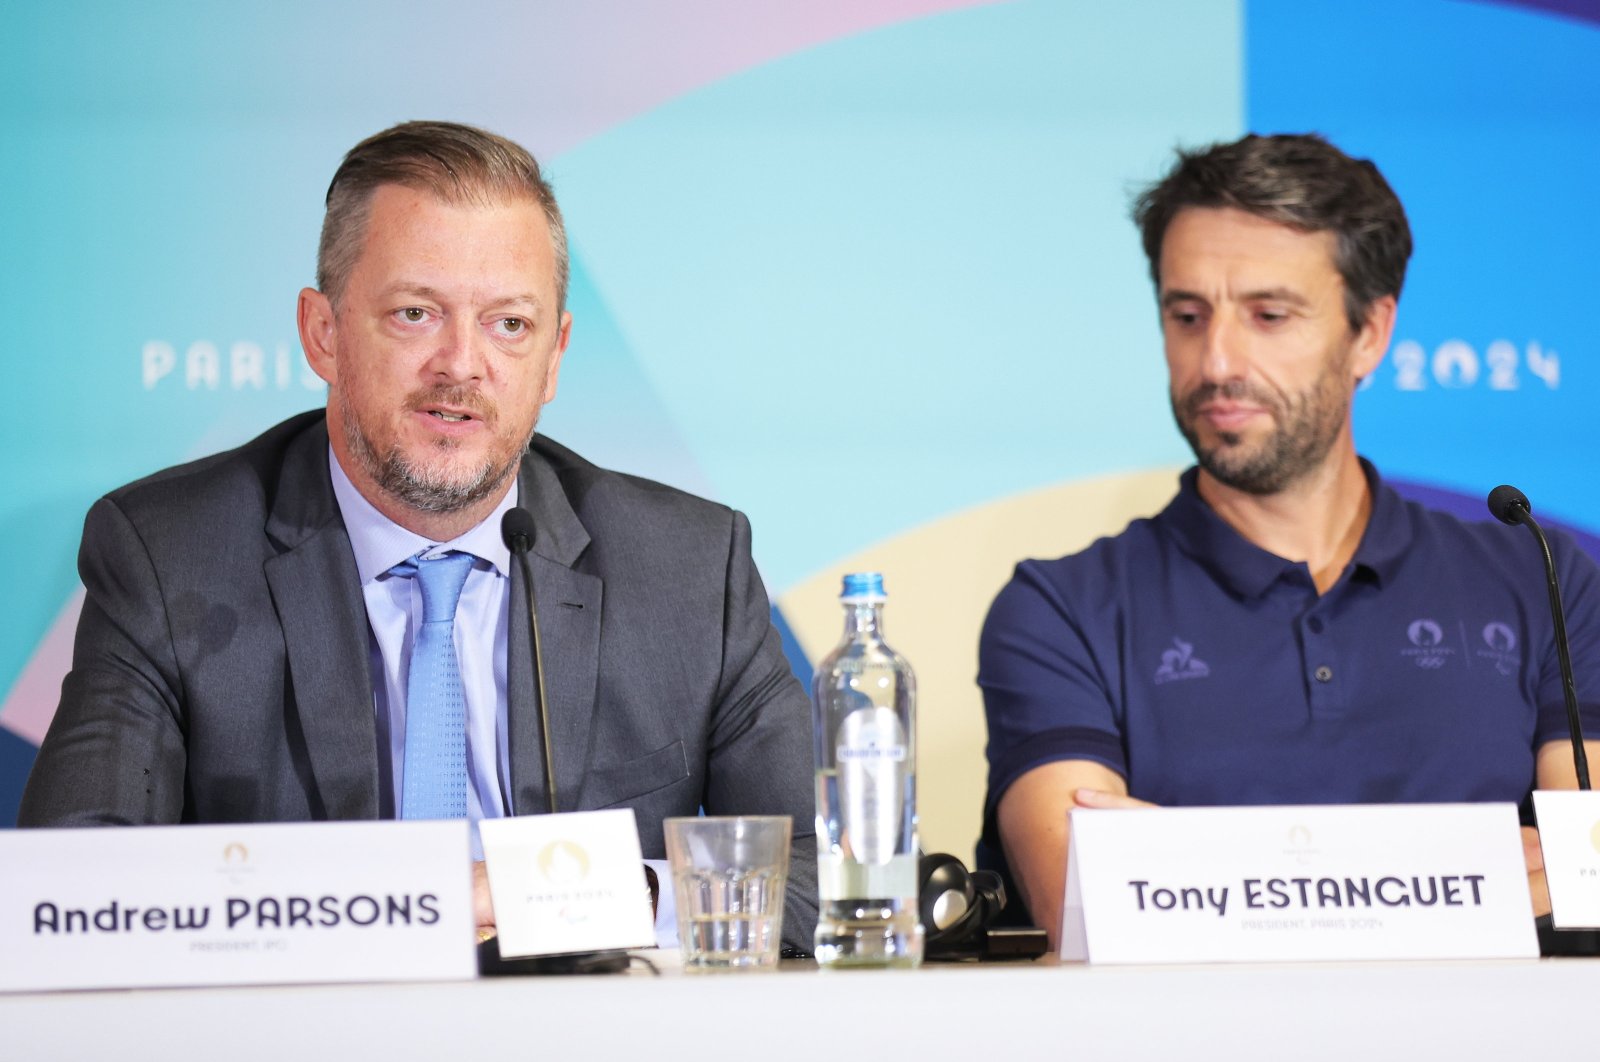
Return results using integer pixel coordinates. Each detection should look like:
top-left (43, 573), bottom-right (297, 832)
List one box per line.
top-left (484, 508), bottom-right (631, 975)
top-left (500, 507), bottom-right (559, 815)
top-left (1487, 484), bottom-right (1590, 790)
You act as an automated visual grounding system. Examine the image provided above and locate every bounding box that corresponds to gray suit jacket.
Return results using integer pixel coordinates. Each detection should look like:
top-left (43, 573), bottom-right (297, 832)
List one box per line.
top-left (20, 411), bottom-right (819, 946)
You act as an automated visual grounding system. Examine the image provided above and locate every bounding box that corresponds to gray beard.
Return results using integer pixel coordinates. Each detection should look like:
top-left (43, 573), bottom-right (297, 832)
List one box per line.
top-left (341, 398), bottom-right (530, 515)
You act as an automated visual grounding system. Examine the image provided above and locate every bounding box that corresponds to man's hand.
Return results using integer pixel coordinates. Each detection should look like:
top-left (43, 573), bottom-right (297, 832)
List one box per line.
top-left (1522, 825), bottom-right (1551, 919)
top-left (1073, 788), bottom-right (1158, 811)
top-left (473, 860), bottom-right (496, 939)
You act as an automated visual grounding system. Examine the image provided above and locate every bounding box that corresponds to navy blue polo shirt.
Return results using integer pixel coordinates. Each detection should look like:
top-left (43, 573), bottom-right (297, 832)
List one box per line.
top-left (978, 461), bottom-right (1600, 888)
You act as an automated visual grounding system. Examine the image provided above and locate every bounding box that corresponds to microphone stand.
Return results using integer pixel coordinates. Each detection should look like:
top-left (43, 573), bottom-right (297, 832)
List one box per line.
top-left (510, 542), bottom-right (560, 816)
top-left (1488, 485), bottom-right (1598, 958)
top-left (478, 509), bottom-right (631, 976)
top-left (1487, 485), bottom-right (1589, 789)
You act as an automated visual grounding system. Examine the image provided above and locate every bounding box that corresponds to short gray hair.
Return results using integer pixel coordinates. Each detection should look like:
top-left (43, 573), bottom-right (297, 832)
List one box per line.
top-left (317, 120), bottom-right (569, 313)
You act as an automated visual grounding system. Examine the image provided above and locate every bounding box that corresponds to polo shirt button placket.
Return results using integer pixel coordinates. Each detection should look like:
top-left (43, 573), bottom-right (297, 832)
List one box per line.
top-left (1303, 609), bottom-right (1338, 714)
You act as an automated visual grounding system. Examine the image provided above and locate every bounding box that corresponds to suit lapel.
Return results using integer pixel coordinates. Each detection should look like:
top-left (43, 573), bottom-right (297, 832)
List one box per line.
top-left (508, 559), bottom-right (601, 814)
top-left (507, 442), bottom-right (599, 815)
top-left (263, 419), bottom-right (380, 819)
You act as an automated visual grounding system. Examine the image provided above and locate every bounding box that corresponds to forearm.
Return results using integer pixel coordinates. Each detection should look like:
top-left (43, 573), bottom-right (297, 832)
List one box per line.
top-left (19, 665), bottom-right (186, 826)
top-left (996, 759), bottom-right (1128, 949)
top-left (19, 500), bottom-right (188, 826)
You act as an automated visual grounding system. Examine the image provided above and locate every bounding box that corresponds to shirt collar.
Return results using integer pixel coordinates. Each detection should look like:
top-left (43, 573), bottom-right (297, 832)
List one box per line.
top-left (1159, 457), bottom-right (1411, 599)
top-left (1347, 458), bottom-right (1413, 587)
top-left (328, 448), bottom-right (516, 583)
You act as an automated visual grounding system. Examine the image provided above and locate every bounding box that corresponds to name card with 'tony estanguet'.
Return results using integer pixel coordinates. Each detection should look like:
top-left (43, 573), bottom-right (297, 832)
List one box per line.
top-left (1061, 803), bottom-right (1538, 964)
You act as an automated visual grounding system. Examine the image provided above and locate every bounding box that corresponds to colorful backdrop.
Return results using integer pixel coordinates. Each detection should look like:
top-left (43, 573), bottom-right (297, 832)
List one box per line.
top-left (4, 0), bottom-right (1598, 860)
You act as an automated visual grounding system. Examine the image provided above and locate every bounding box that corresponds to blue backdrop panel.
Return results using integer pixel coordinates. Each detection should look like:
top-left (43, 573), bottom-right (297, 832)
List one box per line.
top-left (1248, 0), bottom-right (1600, 532)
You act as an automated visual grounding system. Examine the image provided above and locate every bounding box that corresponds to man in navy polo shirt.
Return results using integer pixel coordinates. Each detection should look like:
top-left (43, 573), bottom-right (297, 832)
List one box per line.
top-left (978, 133), bottom-right (1600, 948)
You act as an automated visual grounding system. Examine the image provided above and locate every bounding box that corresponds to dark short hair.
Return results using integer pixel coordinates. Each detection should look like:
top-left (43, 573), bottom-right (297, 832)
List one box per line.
top-left (1132, 133), bottom-right (1412, 332)
top-left (317, 120), bottom-right (569, 313)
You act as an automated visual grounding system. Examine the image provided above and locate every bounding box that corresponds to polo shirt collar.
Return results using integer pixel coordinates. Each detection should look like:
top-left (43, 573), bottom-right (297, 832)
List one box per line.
top-left (1347, 457), bottom-right (1412, 587)
top-left (1160, 457), bottom-right (1412, 599)
top-left (328, 447), bottom-right (515, 584)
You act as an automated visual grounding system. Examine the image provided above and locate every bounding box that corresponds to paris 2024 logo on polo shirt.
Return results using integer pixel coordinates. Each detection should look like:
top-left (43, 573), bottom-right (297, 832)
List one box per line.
top-left (1477, 623), bottom-right (1520, 676)
top-left (1401, 619), bottom-right (1522, 673)
top-left (1402, 620), bottom-right (1453, 669)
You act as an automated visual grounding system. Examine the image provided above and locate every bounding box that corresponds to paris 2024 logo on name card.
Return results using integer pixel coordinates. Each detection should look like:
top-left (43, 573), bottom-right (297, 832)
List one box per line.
top-left (479, 809), bottom-right (655, 958)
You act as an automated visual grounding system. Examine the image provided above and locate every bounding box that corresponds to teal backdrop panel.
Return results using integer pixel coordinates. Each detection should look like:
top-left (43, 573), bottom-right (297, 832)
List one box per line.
top-left (0, 1), bottom-right (1243, 824)
top-left (548, 0), bottom-right (1240, 589)
top-left (17, 1), bottom-right (1600, 830)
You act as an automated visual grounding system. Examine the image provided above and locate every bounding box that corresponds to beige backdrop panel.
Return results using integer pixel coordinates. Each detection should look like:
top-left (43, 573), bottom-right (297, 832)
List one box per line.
top-left (780, 467), bottom-right (1184, 863)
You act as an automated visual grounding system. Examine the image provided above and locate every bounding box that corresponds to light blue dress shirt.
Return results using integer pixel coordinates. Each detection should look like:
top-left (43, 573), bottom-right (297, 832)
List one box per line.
top-left (328, 450), bottom-right (678, 945)
top-left (328, 451), bottom-right (514, 857)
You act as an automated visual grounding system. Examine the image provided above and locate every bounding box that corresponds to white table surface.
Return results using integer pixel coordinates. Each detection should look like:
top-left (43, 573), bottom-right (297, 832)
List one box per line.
top-left (4, 951), bottom-right (1599, 1062)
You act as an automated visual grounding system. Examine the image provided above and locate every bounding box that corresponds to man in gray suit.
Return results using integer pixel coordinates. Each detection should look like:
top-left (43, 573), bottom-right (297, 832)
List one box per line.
top-left (19, 121), bottom-right (819, 949)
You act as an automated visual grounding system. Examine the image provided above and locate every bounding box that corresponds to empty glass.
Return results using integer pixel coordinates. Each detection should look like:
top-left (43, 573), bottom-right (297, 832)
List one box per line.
top-left (663, 816), bottom-right (791, 970)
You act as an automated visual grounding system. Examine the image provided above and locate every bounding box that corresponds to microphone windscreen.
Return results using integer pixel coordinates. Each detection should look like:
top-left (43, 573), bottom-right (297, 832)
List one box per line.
top-left (1487, 484), bottom-right (1531, 526)
top-left (501, 507), bottom-right (537, 553)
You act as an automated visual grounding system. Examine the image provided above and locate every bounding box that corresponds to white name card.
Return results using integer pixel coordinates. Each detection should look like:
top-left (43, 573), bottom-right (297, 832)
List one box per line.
top-left (0, 820), bottom-right (477, 993)
top-left (1061, 803), bottom-right (1537, 964)
top-left (479, 809), bottom-right (655, 958)
top-left (1532, 789), bottom-right (1600, 929)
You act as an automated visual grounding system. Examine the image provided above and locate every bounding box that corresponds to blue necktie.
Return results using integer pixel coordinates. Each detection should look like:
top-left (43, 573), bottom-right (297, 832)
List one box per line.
top-left (395, 551), bottom-right (476, 820)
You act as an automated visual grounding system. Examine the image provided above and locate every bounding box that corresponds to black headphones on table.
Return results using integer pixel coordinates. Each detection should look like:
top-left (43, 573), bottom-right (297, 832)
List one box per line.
top-left (917, 852), bottom-right (1019, 959)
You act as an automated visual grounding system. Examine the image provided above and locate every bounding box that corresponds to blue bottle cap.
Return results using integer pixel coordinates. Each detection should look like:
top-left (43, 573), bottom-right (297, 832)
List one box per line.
top-left (839, 572), bottom-right (887, 602)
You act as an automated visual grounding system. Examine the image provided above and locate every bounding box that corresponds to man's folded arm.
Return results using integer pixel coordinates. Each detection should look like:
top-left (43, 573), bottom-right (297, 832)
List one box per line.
top-left (996, 759), bottom-right (1126, 951)
top-left (19, 496), bottom-right (188, 827)
top-left (979, 564), bottom-right (1131, 945)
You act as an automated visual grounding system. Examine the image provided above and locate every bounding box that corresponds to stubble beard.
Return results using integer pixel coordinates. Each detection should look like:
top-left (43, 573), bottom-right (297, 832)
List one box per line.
top-left (340, 384), bottom-right (535, 515)
top-left (1171, 356), bottom-right (1352, 496)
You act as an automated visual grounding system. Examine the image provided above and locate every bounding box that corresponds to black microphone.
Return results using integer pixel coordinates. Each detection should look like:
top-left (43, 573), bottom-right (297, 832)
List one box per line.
top-left (1487, 484), bottom-right (1590, 789)
top-left (484, 508), bottom-right (631, 976)
top-left (501, 507), bottom-right (559, 815)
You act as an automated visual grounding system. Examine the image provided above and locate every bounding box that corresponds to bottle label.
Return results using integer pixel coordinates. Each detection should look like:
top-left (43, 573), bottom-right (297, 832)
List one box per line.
top-left (836, 707), bottom-right (908, 867)
top-left (817, 851), bottom-right (918, 900)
